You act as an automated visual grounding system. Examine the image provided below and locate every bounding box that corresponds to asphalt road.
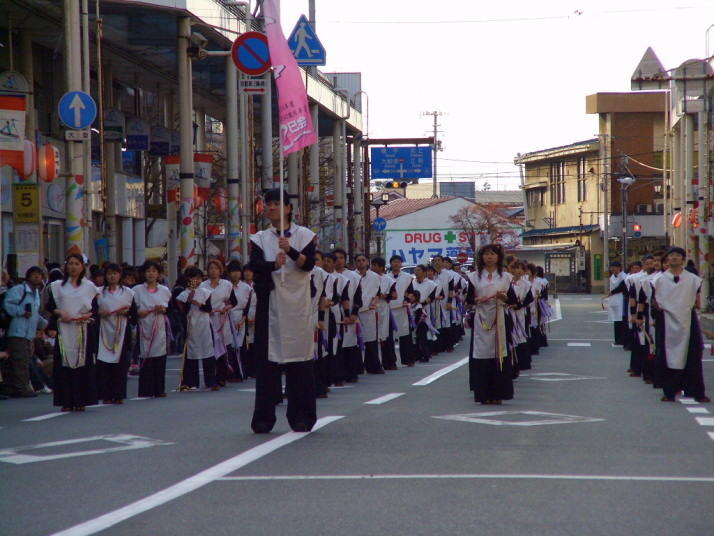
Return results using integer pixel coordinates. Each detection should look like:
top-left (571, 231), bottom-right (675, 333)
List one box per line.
top-left (1, 295), bottom-right (713, 536)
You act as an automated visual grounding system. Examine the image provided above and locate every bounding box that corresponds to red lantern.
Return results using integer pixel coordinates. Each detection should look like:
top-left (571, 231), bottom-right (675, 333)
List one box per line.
top-left (38, 143), bottom-right (60, 182)
top-left (671, 212), bottom-right (683, 228)
top-left (23, 140), bottom-right (36, 178)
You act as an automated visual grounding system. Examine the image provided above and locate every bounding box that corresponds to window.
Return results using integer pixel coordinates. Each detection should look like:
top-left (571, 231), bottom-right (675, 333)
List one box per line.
top-left (549, 161), bottom-right (566, 204)
top-left (654, 183), bottom-right (663, 198)
top-left (577, 157), bottom-right (587, 202)
top-left (527, 188), bottom-right (546, 208)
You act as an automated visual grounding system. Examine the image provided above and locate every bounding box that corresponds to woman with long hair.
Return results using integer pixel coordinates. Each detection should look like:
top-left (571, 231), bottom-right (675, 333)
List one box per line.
top-left (134, 261), bottom-right (172, 398)
top-left (96, 263), bottom-right (136, 404)
top-left (200, 259), bottom-right (238, 386)
top-left (508, 261), bottom-right (534, 373)
top-left (466, 244), bottom-right (516, 405)
top-left (48, 253), bottom-right (100, 411)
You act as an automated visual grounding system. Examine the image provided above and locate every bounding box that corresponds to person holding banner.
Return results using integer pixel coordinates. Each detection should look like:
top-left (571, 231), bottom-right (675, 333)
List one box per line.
top-left (248, 188), bottom-right (317, 434)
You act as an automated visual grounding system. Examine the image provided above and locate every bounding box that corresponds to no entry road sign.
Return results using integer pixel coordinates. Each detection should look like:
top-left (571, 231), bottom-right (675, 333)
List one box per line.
top-left (231, 32), bottom-right (271, 76)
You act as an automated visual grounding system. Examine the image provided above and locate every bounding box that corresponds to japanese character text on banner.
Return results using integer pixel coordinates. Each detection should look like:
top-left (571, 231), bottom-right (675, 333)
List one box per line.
top-left (262, 0), bottom-right (317, 155)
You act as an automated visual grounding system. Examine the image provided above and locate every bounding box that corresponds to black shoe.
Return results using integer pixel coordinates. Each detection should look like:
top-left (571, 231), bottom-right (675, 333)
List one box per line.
top-left (291, 422), bottom-right (312, 432)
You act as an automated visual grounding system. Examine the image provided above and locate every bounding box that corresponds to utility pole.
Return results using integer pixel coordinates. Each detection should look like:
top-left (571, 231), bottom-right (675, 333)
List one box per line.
top-left (422, 110), bottom-right (442, 198)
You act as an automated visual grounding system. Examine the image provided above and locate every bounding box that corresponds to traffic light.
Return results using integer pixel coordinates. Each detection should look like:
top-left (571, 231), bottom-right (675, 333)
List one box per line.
top-left (383, 181), bottom-right (408, 189)
top-left (633, 223), bottom-right (642, 238)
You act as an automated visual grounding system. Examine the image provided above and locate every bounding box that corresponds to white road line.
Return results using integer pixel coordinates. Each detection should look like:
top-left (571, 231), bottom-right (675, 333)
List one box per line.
top-left (550, 338), bottom-right (612, 342)
top-left (49, 416), bottom-right (343, 536)
top-left (708, 432), bottom-right (714, 441)
top-left (412, 357), bottom-right (468, 386)
top-left (364, 393), bottom-right (405, 405)
top-left (129, 397), bottom-right (153, 401)
top-left (687, 407), bottom-right (710, 414)
top-left (216, 473), bottom-right (714, 483)
top-left (567, 342), bottom-right (591, 347)
top-left (695, 417), bottom-right (714, 426)
top-left (22, 412), bottom-right (69, 422)
top-left (679, 398), bottom-right (698, 405)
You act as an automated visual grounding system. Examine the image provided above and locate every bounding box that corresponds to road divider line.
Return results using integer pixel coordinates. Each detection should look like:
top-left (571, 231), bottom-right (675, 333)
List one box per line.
top-left (22, 412), bottom-right (69, 422)
top-left (567, 342), bottom-right (591, 347)
top-left (412, 357), bottom-right (468, 386)
top-left (708, 432), bottom-right (714, 441)
top-left (695, 417), bottom-right (714, 426)
top-left (364, 393), bottom-right (405, 405)
top-left (216, 473), bottom-right (714, 483)
top-left (48, 416), bottom-right (344, 536)
top-left (686, 407), bottom-right (709, 414)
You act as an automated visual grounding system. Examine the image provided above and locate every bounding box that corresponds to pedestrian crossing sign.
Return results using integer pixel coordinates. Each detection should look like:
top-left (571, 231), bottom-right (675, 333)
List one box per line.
top-left (287, 15), bottom-right (326, 66)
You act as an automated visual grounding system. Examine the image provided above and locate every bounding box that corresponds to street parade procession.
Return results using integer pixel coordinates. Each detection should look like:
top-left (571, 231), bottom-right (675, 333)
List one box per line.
top-left (3, 237), bottom-right (708, 431)
top-left (2, 1), bottom-right (714, 535)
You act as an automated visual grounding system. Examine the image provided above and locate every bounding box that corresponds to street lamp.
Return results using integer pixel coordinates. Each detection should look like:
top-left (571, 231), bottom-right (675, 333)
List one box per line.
top-left (617, 175), bottom-right (636, 267)
top-left (371, 192), bottom-right (390, 255)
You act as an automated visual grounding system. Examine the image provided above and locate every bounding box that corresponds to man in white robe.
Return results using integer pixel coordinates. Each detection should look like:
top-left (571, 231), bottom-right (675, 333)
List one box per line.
top-left (388, 256), bottom-right (416, 366)
top-left (606, 261), bottom-right (627, 346)
top-left (652, 247), bottom-right (709, 403)
top-left (248, 189), bottom-right (318, 433)
top-left (355, 254), bottom-right (384, 374)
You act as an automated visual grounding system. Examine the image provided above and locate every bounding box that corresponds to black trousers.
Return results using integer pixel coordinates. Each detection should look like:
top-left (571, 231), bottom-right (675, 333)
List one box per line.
top-left (472, 357), bottom-right (514, 403)
top-left (252, 359), bottom-right (317, 433)
top-left (398, 333), bottom-right (416, 365)
top-left (613, 321), bottom-right (626, 345)
top-left (363, 341), bottom-right (383, 373)
top-left (516, 342), bottom-right (532, 370)
top-left (181, 357), bottom-right (217, 388)
top-left (343, 346), bottom-right (363, 381)
top-left (380, 335), bottom-right (398, 369)
top-left (226, 346), bottom-right (244, 381)
top-left (415, 324), bottom-right (430, 362)
top-left (96, 360), bottom-right (128, 401)
top-left (629, 332), bottom-right (646, 375)
top-left (138, 356), bottom-right (167, 397)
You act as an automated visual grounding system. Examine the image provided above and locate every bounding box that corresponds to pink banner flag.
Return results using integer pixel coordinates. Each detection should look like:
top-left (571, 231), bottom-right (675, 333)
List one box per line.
top-left (262, 0), bottom-right (317, 155)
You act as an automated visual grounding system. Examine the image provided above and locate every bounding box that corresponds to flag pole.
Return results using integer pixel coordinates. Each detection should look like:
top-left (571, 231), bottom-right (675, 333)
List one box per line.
top-left (279, 134), bottom-right (285, 284)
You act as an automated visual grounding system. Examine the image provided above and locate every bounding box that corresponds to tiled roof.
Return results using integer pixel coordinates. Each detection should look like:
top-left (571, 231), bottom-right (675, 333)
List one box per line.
top-left (369, 196), bottom-right (459, 221)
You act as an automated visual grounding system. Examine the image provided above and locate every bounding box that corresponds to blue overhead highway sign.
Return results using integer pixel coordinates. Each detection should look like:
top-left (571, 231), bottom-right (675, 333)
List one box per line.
top-left (370, 146), bottom-right (433, 179)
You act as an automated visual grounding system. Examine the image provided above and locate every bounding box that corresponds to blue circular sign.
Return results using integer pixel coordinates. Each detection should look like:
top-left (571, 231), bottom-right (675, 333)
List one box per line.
top-left (372, 217), bottom-right (387, 231)
top-left (231, 32), bottom-right (271, 76)
top-left (58, 91), bottom-right (97, 129)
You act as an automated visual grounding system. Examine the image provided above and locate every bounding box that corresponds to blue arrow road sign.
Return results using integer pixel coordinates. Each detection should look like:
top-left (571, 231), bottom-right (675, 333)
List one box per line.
top-left (288, 15), bottom-right (326, 66)
top-left (58, 91), bottom-right (97, 129)
top-left (372, 217), bottom-right (387, 231)
top-left (370, 147), bottom-right (433, 179)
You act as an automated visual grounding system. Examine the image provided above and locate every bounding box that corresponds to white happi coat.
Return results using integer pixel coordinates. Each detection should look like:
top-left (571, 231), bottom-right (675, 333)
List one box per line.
top-left (133, 283), bottom-right (172, 358)
top-left (528, 276), bottom-right (541, 328)
top-left (509, 277), bottom-right (532, 346)
top-left (325, 271), bottom-right (345, 354)
top-left (177, 286), bottom-right (214, 359)
top-left (311, 266), bottom-right (328, 330)
top-left (357, 269), bottom-right (382, 343)
top-left (251, 223), bottom-right (316, 363)
top-left (607, 272), bottom-right (626, 321)
top-left (388, 270), bottom-right (414, 338)
top-left (50, 279), bottom-right (99, 368)
top-left (376, 273), bottom-right (392, 341)
top-left (429, 277), bottom-right (445, 329)
top-left (653, 269), bottom-right (702, 370)
top-left (437, 268), bottom-right (453, 327)
top-left (230, 281), bottom-right (253, 348)
top-left (201, 279), bottom-right (234, 350)
top-left (411, 278), bottom-right (437, 306)
top-left (339, 269), bottom-right (362, 347)
top-left (468, 270), bottom-right (512, 360)
top-left (97, 286), bottom-right (135, 364)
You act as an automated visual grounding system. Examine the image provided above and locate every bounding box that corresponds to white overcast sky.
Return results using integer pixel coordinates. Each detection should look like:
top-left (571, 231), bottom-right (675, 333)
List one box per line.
top-left (279, 0), bottom-right (714, 190)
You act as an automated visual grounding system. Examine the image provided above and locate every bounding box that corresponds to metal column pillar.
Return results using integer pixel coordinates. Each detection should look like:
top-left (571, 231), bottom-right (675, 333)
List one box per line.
top-left (684, 114), bottom-right (695, 258)
top-left (64, 0), bottom-right (85, 255)
top-left (308, 104), bottom-right (320, 230)
top-left (178, 17), bottom-right (195, 268)
top-left (239, 75), bottom-right (250, 261)
top-left (332, 120), bottom-right (343, 248)
top-left (261, 72), bottom-right (273, 191)
top-left (697, 110), bottom-right (709, 305)
top-left (288, 152), bottom-right (299, 220)
top-left (353, 136), bottom-right (363, 254)
top-left (166, 91), bottom-right (178, 283)
top-left (226, 56), bottom-right (241, 260)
